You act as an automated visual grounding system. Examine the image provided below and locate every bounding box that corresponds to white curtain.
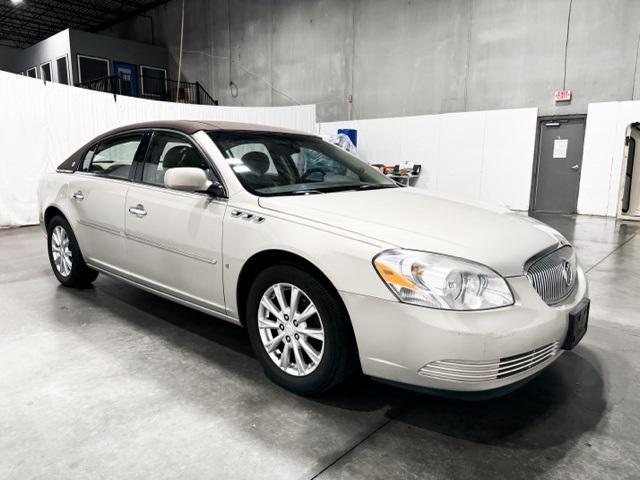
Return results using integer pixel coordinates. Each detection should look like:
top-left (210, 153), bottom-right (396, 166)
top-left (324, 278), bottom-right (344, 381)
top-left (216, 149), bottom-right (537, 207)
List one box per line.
top-left (0, 71), bottom-right (316, 227)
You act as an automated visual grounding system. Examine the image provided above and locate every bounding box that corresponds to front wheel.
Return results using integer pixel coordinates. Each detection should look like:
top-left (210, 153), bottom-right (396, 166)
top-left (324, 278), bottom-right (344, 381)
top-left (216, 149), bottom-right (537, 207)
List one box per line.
top-left (246, 265), bottom-right (357, 395)
top-left (47, 215), bottom-right (99, 288)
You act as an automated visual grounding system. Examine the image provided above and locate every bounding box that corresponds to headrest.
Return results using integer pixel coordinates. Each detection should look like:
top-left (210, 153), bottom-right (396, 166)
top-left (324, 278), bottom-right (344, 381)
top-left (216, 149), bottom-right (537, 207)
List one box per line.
top-left (163, 145), bottom-right (203, 169)
top-left (241, 151), bottom-right (270, 175)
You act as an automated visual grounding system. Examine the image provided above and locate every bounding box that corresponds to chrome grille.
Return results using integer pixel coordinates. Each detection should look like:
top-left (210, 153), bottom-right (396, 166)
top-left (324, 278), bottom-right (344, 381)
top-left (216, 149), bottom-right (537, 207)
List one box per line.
top-left (526, 245), bottom-right (577, 305)
top-left (418, 342), bottom-right (559, 383)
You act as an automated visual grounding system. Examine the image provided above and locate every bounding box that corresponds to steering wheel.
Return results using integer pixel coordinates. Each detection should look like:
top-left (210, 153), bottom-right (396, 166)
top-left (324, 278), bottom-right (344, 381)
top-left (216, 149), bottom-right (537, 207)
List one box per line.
top-left (300, 168), bottom-right (326, 182)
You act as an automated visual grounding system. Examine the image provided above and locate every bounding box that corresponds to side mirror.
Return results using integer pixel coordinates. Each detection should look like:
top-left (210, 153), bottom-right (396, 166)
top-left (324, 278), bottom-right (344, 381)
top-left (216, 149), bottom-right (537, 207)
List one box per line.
top-left (164, 167), bottom-right (211, 192)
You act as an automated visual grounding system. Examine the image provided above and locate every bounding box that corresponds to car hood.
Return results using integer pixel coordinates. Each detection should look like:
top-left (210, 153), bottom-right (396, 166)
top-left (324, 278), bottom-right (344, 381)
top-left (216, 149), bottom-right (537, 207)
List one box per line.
top-left (258, 188), bottom-right (565, 277)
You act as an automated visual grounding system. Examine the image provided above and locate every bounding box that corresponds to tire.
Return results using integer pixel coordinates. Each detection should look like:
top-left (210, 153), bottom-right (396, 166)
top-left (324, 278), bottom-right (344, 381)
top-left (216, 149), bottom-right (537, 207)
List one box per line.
top-left (47, 215), bottom-right (99, 288)
top-left (246, 265), bottom-right (357, 396)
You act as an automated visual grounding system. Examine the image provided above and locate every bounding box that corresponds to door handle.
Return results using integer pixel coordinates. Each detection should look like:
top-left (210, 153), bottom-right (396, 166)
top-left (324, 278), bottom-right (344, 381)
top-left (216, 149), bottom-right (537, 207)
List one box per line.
top-left (571, 164), bottom-right (580, 171)
top-left (128, 204), bottom-right (147, 217)
top-left (71, 190), bottom-right (84, 201)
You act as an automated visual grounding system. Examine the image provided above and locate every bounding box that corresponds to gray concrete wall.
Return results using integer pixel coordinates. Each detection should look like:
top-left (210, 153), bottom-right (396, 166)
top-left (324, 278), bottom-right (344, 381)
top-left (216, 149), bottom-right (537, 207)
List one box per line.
top-left (102, 0), bottom-right (640, 122)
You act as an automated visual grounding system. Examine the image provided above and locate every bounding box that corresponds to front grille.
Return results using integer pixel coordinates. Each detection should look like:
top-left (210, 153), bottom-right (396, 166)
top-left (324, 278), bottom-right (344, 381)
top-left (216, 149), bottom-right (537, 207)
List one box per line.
top-left (418, 342), bottom-right (559, 383)
top-left (526, 245), bottom-right (577, 305)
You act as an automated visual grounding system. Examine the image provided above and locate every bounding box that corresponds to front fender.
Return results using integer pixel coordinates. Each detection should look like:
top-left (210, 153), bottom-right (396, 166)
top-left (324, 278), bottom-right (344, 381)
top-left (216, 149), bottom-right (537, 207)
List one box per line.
top-left (222, 204), bottom-right (397, 319)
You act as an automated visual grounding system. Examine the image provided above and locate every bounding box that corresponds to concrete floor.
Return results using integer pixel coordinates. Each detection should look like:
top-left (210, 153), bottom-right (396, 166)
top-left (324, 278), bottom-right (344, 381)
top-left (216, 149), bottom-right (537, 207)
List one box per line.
top-left (1, 214), bottom-right (639, 480)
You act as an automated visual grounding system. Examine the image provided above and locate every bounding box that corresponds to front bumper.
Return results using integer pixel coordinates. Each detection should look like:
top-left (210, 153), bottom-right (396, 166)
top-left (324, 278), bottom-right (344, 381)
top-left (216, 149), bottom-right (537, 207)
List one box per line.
top-left (340, 267), bottom-right (588, 392)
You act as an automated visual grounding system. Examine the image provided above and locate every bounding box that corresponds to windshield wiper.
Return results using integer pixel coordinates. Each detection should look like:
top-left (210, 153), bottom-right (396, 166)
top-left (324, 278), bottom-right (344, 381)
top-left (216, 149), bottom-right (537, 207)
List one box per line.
top-left (356, 184), bottom-right (399, 191)
top-left (283, 184), bottom-right (396, 195)
top-left (288, 189), bottom-right (325, 195)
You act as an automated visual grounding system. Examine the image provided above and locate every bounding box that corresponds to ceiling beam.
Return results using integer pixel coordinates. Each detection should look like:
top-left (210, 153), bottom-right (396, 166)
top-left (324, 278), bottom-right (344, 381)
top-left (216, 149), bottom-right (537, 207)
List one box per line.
top-left (92, 0), bottom-right (170, 32)
top-left (32, 1), bottom-right (114, 24)
top-left (0, 20), bottom-right (57, 36)
top-left (0, 0), bottom-right (166, 47)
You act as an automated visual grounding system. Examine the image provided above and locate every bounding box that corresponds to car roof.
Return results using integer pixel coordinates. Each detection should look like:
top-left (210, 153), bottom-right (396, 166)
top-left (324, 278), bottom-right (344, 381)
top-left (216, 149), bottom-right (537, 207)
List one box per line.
top-left (100, 120), bottom-right (315, 137)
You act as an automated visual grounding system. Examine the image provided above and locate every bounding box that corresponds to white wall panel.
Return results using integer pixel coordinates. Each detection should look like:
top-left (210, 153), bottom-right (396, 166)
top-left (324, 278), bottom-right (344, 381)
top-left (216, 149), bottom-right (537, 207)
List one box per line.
top-left (482, 109), bottom-right (540, 210)
top-left (578, 100), bottom-right (640, 216)
top-left (319, 107), bottom-right (538, 211)
top-left (0, 71), bottom-right (316, 227)
top-left (578, 103), bottom-right (619, 216)
top-left (436, 111), bottom-right (486, 202)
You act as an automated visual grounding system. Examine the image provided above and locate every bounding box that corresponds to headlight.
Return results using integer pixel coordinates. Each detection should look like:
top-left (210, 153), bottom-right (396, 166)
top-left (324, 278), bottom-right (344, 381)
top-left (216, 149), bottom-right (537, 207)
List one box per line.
top-left (373, 249), bottom-right (514, 310)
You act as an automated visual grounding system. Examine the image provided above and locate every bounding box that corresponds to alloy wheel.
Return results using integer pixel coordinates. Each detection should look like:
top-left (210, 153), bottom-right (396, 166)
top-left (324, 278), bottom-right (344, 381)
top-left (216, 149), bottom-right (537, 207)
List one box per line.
top-left (258, 283), bottom-right (325, 376)
top-left (51, 225), bottom-right (72, 277)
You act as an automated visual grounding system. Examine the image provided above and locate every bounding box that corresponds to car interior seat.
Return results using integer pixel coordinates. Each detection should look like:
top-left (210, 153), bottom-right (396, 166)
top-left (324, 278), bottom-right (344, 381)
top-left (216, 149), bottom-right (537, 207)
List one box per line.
top-left (241, 151), bottom-right (275, 188)
top-left (154, 145), bottom-right (206, 185)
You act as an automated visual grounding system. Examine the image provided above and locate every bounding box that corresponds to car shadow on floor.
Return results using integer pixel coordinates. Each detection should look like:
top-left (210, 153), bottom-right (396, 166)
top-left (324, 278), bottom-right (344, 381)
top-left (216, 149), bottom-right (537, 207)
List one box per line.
top-left (395, 351), bottom-right (604, 446)
top-left (317, 348), bottom-right (606, 450)
top-left (67, 276), bottom-right (606, 458)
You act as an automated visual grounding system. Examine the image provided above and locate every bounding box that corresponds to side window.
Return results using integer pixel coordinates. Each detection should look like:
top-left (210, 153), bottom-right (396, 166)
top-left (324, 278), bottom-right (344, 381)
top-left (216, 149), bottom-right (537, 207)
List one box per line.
top-left (142, 132), bottom-right (213, 187)
top-left (81, 134), bottom-right (144, 180)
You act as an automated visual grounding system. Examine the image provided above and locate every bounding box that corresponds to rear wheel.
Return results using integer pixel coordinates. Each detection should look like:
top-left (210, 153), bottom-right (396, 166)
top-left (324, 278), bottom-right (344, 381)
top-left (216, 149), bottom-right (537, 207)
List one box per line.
top-left (246, 265), bottom-right (356, 395)
top-left (47, 215), bottom-right (98, 288)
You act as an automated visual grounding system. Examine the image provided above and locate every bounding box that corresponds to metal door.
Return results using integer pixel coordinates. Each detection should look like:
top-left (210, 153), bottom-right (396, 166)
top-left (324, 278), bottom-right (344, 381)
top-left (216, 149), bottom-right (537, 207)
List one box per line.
top-left (113, 62), bottom-right (138, 97)
top-left (532, 117), bottom-right (586, 214)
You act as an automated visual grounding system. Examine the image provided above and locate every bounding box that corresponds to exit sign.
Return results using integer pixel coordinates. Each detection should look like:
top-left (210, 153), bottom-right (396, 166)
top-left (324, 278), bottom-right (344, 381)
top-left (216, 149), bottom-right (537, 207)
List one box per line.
top-left (554, 89), bottom-right (572, 102)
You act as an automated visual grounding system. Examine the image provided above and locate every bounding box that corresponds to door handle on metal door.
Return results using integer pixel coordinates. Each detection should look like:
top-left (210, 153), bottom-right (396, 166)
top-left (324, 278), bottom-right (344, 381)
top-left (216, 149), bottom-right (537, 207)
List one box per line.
top-left (571, 164), bottom-right (580, 171)
top-left (128, 204), bottom-right (147, 217)
top-left (71, 191), bottom-right (84, 201)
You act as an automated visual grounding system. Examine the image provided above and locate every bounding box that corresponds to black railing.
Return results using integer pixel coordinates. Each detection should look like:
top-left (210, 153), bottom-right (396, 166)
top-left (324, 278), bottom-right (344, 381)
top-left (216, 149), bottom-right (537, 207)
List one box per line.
top-left (77, 73), bottom-right (218, 106)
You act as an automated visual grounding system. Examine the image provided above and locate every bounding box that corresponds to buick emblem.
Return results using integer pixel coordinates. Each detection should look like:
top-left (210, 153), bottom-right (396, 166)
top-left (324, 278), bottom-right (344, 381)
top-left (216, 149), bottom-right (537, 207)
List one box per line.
top-left (560, 259), bottom-right (573, 287)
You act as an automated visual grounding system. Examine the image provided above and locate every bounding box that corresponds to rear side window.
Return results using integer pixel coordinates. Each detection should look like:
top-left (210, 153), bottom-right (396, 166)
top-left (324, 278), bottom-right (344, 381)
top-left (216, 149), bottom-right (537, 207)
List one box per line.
top-left (141, 131), bottom-right (215, 187)
top-left (81, 134), bottom-right (145, 180)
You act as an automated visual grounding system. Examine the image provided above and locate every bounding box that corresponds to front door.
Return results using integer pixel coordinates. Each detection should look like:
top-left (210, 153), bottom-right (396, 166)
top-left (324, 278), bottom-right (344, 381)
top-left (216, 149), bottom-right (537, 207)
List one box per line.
top-left (113, 62), bottom-right (138, 97)
top-left (532, 117), bottom-right (586, 214)
top-left (124, 131), bottom-right (227, 313)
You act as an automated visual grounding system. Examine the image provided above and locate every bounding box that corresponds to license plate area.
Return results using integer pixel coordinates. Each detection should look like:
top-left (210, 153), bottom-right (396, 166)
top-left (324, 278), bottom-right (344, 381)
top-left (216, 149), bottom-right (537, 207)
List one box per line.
top-left (562, 298), bottom-right (590, 350)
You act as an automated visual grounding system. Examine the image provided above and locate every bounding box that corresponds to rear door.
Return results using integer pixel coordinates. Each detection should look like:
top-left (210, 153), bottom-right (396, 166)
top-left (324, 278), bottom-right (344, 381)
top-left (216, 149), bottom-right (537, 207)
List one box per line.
top-left (68, 131), bottom-right (148, 273)
top-left (124, 130), bottom-right (227, 313)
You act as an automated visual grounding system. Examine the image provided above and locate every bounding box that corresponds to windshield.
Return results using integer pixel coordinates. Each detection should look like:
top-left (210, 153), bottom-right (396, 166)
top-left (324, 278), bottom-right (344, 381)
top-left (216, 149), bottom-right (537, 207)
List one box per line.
top-left (208, 131), bottom-right (398, 196)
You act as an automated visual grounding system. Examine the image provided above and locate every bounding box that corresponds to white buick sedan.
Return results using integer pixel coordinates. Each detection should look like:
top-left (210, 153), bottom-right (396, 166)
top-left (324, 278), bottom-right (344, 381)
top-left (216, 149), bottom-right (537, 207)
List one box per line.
top-left (38, 121), bottom-right (590, 397)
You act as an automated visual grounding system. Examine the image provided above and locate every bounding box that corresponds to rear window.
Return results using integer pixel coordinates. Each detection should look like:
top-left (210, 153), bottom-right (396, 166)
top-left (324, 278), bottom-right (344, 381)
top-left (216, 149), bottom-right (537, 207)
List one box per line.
top-left (80, 133), bottom-right (145, 180)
